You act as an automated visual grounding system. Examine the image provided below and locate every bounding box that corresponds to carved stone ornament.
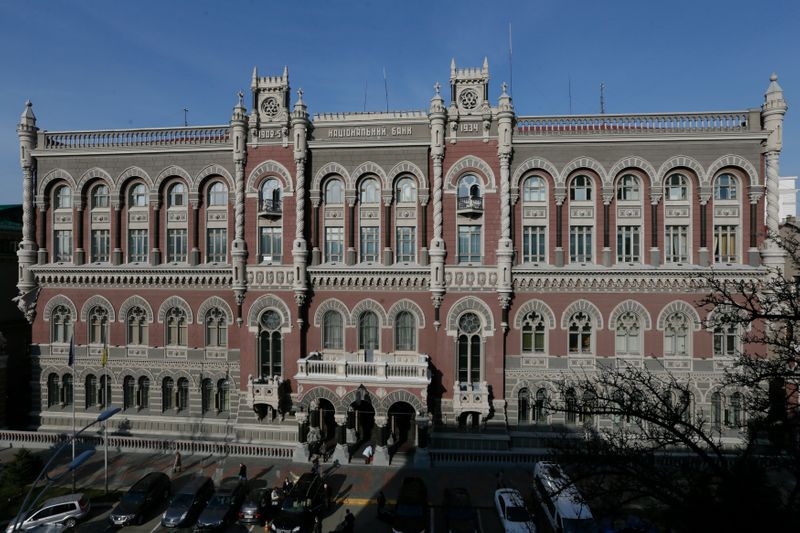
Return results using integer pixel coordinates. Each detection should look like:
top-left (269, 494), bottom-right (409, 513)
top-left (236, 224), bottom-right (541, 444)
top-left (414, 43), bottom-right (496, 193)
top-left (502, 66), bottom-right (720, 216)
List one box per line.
top-left (13, 286), bottom-right (40, 324)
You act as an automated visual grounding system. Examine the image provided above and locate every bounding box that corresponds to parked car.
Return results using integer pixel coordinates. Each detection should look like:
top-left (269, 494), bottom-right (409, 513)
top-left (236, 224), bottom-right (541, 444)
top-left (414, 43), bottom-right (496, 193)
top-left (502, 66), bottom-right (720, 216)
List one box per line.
top-left (532, 462), bottom-right (596, 533)
top-left (443, 487), bottom-right (479, 533)
top-left (161, 476), bottom-right (214, 528)
top-left (195, 478), bottom-right (246, 531)
top-left (6, 493), bottom-right (90, 532)
top-left (495, 488), bottom-right (536, 533)
top-left (109, 471), bottom-right (171, 526)
top-left (238, 487), bottom-right (271, 526)
top-left (269, 473), bottom-right (326, 532)
top-left (391, 476), bottom-right (428, 533)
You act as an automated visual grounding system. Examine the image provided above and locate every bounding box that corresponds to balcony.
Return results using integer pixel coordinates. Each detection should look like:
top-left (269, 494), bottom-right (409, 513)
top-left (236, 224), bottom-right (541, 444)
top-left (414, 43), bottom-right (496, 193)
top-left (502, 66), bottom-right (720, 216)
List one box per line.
top-left (246, 375), bottom-right (284, 410)
top-left (452, 381), bottom-right (492, 419)
top-left (258, 198), bottom-right (282, 218)
top-left (40, 125), bottom-right (231, 151)
top-left (457, 196), bottom-right (483, 217)
top-left (295, 353), bottom-right (430, 385)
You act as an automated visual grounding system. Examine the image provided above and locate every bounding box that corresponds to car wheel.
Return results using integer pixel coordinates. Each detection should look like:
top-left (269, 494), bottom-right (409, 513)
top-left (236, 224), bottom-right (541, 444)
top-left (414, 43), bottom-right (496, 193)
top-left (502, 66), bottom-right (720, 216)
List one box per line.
top-left (64, 517), bottom-right (77, 529)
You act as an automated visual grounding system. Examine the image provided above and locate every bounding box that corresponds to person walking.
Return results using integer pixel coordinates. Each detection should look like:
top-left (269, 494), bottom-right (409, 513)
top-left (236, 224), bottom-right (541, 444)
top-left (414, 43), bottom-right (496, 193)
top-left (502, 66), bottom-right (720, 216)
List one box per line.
top-left (362, 443), bottom-right (374, 464)
top-left (324, 481), bottom-right (332, 509)
top-left (377, 490), bottom-right (386, 518)
top-left (343, 509), bottom-right (355, 532)
top-left (172, 450), bottom-right (182, 474)
top-left (238, 463), bottom-right (247, 482)
top-left (312, 514), bottom-right (322, 533)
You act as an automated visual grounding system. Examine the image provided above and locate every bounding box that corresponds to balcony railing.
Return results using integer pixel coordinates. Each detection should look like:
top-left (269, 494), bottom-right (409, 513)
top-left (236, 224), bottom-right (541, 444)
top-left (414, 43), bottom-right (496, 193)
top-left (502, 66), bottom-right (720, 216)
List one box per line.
top-left (41, 125), bottom-right (231, 150)
top-left (296, 353), bottom-right (430, 384)
top-left (515, 111), bottom-right (754, 137)
top-left (259, 198), bottom-right (282, 216)
top-left (457, 196), bottom-right (483, 215)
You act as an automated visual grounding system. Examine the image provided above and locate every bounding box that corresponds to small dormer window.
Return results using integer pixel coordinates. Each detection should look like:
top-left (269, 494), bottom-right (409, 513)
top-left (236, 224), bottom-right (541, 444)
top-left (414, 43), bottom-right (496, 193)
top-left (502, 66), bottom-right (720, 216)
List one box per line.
top-left (616, 174), bottom-right (640, 201)
top-left (55, 185), bottom-right (71, 209)
top-left (325, 179), bottom-right (344, 204)
top-left (570, 175), bottom-right (592, 202)
top-left (92, 184), bottom-right (109, 208)
top-left (523, 176), bottom-right (547, 202)
top-left (168, 183), bottom-right (186, 207)
top-left (208, 182), bottom-right (228, 206)
top-left (665, 174), bottom-right (688, 201)
top-left (129, 184), bottom-right (147, 207)
top-left (360, 178), bottom-right (380, 204)
top-left (396, 177), bottom-right (417, 203)
top-left (714, 174), bottom-right (737, 201)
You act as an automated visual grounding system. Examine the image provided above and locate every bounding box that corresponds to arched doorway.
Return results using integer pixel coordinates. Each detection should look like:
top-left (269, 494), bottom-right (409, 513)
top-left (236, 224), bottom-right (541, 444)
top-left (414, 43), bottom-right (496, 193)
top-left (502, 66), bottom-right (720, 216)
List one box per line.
top-left (349, 399), bottom-right (375, 447)
top-left (387, 401), bottom-right (416, 452)
top-left (458, 411), bottom-right (481, 431)
top-left (318, 398), bottom-right (337, 447)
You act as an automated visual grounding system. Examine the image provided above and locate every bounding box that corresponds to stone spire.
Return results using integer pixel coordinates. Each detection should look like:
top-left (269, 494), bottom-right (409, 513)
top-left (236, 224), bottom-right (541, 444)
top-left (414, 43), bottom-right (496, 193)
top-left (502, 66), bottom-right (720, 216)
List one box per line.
top-left (761, 73), bottom-right (789, 270)
top-left (16, 100), bottom-right (39, 321)
top-left (496, 82), bottom-right (515, 326)
top-left (429, 81), bottom-right (448, 328)
top-left (230, 91), bottom-right (249, 320)
top-left (292, 87), bottom-right (310, 308)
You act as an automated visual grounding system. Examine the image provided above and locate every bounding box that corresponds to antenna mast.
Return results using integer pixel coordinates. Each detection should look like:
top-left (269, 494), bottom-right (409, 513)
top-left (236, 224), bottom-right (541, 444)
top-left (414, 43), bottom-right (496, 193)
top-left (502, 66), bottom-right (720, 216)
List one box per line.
top-left (508, 22), bottom-right (513, 97)
top-left (383, 67), bottom-right (389, 112)
top-left (183, 108), bottom-right (189, 127)
top-left (600, 82), bottom-right (606, 114)
top-left (568, 77), bottom-right (572, 114)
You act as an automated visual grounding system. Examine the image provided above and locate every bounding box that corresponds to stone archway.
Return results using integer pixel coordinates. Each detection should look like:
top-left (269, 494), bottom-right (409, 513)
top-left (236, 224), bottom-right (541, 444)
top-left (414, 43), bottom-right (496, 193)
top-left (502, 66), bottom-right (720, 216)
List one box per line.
top-left (387, 401), bottom-right (417, 452)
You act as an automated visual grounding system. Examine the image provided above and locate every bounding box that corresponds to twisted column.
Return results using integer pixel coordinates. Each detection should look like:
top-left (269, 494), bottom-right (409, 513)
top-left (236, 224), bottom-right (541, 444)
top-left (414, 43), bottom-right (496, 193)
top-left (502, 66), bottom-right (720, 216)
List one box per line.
top-left (500, 154), bottom-right (511, 241)
top-left (235, 161), bottom-right (245, 243)
top-left (765, 151), bottom-right (780, 236)
top-left (22, 168), bottom-right (34, 246)
top-left (433, 155), bottom-right (444, 242)
top-left (295, 159), bottom-right (305, 242)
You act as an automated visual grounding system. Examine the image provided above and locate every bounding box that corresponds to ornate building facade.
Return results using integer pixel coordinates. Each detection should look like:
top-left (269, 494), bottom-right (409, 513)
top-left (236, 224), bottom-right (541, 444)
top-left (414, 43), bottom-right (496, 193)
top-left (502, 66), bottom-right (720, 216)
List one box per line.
top-left (14, 61), bottom-right (788, 461)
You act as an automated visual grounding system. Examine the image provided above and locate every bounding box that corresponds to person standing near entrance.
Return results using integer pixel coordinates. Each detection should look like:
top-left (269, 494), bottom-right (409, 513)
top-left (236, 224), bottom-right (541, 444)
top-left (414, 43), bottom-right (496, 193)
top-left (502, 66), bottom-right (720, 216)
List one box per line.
top-left (362, 443), bottom-right (374, 464)
top-left (172, 450), bottom-right (182, 474)
top-left (238, 463), bottom-right (247, 482)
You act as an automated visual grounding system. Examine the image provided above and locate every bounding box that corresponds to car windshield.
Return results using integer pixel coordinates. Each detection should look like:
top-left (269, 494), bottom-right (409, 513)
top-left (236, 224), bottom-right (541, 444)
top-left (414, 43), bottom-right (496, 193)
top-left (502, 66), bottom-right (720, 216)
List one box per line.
top-left (563, 518), bottom-right (597, 533)
top-left (121, 492), bottom-right (146, 505)
top-left (246, 488), bottom-right (267, 502)
top-left (170, 494), bottom-right (195, 507)
top-left (506, 506), bottom-right (532, 522)
top-left (280, 497), bottom-right (307, 514)
top-left (208, 495), bottom-right (233, 507)
top-left (396, 503), bottom-right (424, 517)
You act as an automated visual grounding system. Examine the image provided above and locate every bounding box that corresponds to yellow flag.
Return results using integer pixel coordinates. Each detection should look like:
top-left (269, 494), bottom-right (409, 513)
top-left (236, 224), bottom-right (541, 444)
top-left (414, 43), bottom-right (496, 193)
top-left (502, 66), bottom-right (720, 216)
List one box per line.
top-left (101, 343), bottom-right (107, 368)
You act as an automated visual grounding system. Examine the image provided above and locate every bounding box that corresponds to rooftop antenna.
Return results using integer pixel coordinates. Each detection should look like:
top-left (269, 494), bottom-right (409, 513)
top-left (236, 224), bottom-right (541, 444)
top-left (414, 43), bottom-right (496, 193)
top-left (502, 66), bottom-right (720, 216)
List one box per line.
top-left (383, 66), bottom-right (389, 112)
top-left (508, 22), bottom-right (513, 97)
top-left (568, 76), bottom-right (572, 114)
top-left (600, 82), bottom-right (606, 114)
top-left (363, 80), bottom-right (368, 112)
top-left (183, 108), bottom-right (188, 127)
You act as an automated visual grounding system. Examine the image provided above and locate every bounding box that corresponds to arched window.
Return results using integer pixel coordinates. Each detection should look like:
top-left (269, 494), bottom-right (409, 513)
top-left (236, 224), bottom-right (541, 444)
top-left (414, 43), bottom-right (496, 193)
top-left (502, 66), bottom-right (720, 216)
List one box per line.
top-left (325, 179), bottom-right (343, 204)
top-left (533, 388), bottom-right (547, 423)
top-left (216, 379), bottom-right (230, 412)
top-left (91, 184), bottom-right (109, 208)
top-left (615, 311), bottom-right (641, 356)
top-left (518, 388), bottom-right (530, 424)
top-left (711, 391), bottom-right (722, 430)
top-left (714, 323), bottom-right (738, 357)
top-left (176, 378), bottom-right (189, 412)
top-left (582, 389), bottom-right (597, 425)
top-left (664, 312), bottom-right (690, 356)
top-left (394, 311), bottom-right (416, 352)
top-left (730, 392), bottom-right (743, 427)
top-left (129, 183), bottom-right (147, 207)
top-left (165, 308), bottom-right (187, 346)
top-left (568, 312), bottom-right (593, 354)
top-left (322, 310), bottom-right (343, 351)
top-left (137, 376), bottom-right (150, 409)
top-left (665, 173), bottom-right (689, 201)
top-left (162, 377), bottom-right (174, 412)
top-left (51, 305), bottom-right (73, 344)
top-left (565, 389), bottom-right (578, 424)
top-left (456, 312), bottom-right (482, 384)
top-left (88, 306), bottom-right (109, 345)
top-left (85, 375), bottom-right (97, 409)
top-left (358, 311), bottom-right (379, 351)
top-left (260, 178), bottom-right (281, 211)
top-left (523, 176), bottom-right (547, 202)
top-left (616, 174), bottom-right (640, 201)
top-left (521, 312), bottom-right (546, 354)
top-left (62, 374), bottom-right (73, 406)
top-left (714, 173), bottom-right (738, 201)
top-left (457, 174), bottom-right (482, 200)
top-left (395, 177), bottom-right (417, 203)
top-left (258, 310), bottom-right (282, 378)
top-left (570, 175), bottom-right (592, 201)
top-left (205, 308), bottom-right (228, 347)
top-left (127, 306), bottom-right (148, 345)
top-left (123, 376), bottom-right (135, 410)
top-left (99, 375), bottom-right (111, 408)
top-left (47, 374), bottom-right (60, 407)
top-left (201, 378), bottom-right (213, 414)
top-left (167, 182), bottom-right (186, 207)
top-left (207, 182), bottom-right (228, 206)
top-left (55, 185), bottom-right (72, 209)
top-left (359, 178), bottom-right (380, 204)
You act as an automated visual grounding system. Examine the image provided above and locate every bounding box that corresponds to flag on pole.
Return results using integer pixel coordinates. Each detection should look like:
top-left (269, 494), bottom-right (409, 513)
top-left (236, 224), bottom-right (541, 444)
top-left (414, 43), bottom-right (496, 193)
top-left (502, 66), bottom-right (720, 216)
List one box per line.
top-left (101, 342), bottom-right (107, 368)
top-left (68, 336), bottom-right (75, 367)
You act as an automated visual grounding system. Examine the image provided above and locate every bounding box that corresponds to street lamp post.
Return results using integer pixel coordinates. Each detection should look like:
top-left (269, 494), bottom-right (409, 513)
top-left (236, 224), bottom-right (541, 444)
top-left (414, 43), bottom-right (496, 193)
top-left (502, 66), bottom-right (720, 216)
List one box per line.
top-left (10, 406), bottom-right (121, 531)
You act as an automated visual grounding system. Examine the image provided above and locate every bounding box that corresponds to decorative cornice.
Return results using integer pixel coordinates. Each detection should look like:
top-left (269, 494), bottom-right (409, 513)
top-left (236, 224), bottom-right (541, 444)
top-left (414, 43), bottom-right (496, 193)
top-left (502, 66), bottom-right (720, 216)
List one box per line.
top-left (32, 266), bottom-right (233, 289)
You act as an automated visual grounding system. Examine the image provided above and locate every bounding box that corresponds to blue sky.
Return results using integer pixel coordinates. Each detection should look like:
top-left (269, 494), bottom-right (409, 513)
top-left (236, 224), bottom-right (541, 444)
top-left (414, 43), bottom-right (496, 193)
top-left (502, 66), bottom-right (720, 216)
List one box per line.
top-left (0, 0), bottom-right (797, 204)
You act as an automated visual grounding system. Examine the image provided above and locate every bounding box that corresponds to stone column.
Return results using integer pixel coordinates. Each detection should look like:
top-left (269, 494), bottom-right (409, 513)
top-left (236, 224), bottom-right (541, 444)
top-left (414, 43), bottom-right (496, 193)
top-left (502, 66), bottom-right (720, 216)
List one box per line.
top-left (37, 205), bottom-right (47, 265)
top-left (310, 196), bottom-right (321, 266)
top-left (554, 189), bottom-right (566, 267)
top-left (292, 409), bottom-right (310, 463)
top-left (112, 204), bottom-right (123, 265)
top-left (649, 192), bottom-right (661, 266)
top-left (698, 191), bottom-right (711, 266)
top-left (332, 414), bottom-right (349, 464)
top-left (16, 101), bottom-right (38, 298)
top-left (372, 416), bottom-right (390, 466)
top-left (748, 187), bottom-right (764, 265)
top-left (74, 206), bottom-right (85, 265)
top-left (151, 204), bottom-right (161, 265)
top-left (230, 92), bottom-right (249, 321)
top-left (428, 82), bottom-right (447, 329)
top-left (761, 73), bottom-right (788, 271)
top-left (190, 200), bottom-right (201, 266)
top-left (346, 196), bottom-right (356, 266)
top-left (419, 197), bottom-right (429, 266)
top-left (292, 89), bottom-right (310, 310)
top-left (383, 195), bottom-right (393, 265)
top-left (601, 190), bottom-right (613, 267)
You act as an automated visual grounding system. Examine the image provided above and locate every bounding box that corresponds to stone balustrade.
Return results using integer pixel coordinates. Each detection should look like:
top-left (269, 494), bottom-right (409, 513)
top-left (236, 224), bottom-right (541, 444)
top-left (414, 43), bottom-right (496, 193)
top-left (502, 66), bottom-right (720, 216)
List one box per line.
top-left (452, 381), bottom-right (492, 418)
top-left (296, 353), bottom-right (430, 384)
top-left (40, 125), bottom-right (231, 151)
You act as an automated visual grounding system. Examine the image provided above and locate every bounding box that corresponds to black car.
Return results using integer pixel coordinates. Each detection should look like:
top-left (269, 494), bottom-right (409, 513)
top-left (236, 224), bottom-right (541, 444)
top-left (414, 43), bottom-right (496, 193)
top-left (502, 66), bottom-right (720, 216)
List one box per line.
top-left (195, 478), bottom-right (246, 531)
top-left (391, 477), bottom-right (428, 533)
top-left (443, 487), bottom-right (479, 533)
top-left (238, 487), bottom-right (271, 526)
top-left (269, 473), bottom-right (326, 533)
top-left (161, 476), bottom-right (215, 528)
top-left (109, 471), bottom-right (171, 527)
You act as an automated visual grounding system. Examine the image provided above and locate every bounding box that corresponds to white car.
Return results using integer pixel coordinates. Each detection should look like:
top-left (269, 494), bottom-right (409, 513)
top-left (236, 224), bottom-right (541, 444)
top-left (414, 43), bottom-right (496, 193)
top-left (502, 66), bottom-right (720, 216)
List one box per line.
top-left (494, 488), bottom-right (536, 533)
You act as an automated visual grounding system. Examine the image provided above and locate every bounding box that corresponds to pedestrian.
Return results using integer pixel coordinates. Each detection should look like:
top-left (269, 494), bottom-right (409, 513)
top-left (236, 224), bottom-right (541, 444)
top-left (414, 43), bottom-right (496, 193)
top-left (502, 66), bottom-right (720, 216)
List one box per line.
top-left (362, 443), bottom-right (374, 464)
top-left (377, 490), bottom-right (386, 517)
top-left (343, 509), bottom-right (355, 533)
top-left (172, 450), bottom-right (182, 474)
top-left (238, 462), bottom-right (247, 482)
top-left (311, 457), bottom-right (320, 475)
top-left (324, 481), bottom-right (332, 508)
top-left (312, 514), bottom-right (322, 533)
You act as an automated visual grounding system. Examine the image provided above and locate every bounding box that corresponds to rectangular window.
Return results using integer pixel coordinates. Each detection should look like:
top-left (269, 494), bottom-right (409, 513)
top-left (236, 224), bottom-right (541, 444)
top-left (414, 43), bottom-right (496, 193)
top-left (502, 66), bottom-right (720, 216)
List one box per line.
top-left (53, 230), bottom-right (72, 262)
top-left (359, 226), bottom-right (379, 262)
top-left (569, 226), bottom-right (593, 263)
top-left (665, 225), bottom-right (689, 263)
top-left (714, 225), bottom-right (737, 263)
top-left (324, 226), bottom-right (344, 263)
top-left (91, 229), bottom-right (110, 262)
top-left (396, 227), bottom-right (416, 263)
top-left (167, 229), bottom-right (188, 263)
top-left (616, 226), bottom-right (641, 263)
top-left (457, 225), bottom-right (481, 263)
top-left (128, 229), bottom-right (148, 262)
top-left (259, 226), bottom-right (282, 263)
top-left (206, 228), bottom-right (227, 263)
top-left (522, 226), bottom-right (546, 263)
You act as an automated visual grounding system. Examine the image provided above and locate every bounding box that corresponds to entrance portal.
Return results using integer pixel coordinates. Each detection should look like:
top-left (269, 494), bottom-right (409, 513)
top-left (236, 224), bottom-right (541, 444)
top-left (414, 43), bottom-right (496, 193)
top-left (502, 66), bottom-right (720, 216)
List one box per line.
top-left (387, 401), bottom-right (416, 451)
top-left (318, 398), bottom-right (337, 448)
top-left (349, 399), bottom-right (375, 445)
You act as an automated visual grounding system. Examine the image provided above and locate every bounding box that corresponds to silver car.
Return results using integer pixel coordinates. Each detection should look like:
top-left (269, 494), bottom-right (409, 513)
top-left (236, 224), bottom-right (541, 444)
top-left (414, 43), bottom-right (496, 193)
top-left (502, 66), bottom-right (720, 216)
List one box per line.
top-left (6, 493), bottom-right (90, 531)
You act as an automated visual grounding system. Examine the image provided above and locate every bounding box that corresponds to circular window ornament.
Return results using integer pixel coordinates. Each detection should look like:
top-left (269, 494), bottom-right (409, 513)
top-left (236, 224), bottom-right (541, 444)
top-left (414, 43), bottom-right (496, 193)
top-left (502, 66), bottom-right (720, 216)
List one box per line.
top-left (261, 97), bottom-right (279, 118)
top-left (459, 312), bottom-right (481, 334)
top-left (458, 89), bottom-right (479, 110)
top-left (260, 310), bottom-right (281, 330)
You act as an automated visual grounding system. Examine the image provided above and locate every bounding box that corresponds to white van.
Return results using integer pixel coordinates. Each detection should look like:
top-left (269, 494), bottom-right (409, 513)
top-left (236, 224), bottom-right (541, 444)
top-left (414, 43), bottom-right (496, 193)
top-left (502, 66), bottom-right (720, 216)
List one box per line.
top-left (532, 462), bottom-right (596, 533)
top-left (7, 493), bottom-right (90, 531)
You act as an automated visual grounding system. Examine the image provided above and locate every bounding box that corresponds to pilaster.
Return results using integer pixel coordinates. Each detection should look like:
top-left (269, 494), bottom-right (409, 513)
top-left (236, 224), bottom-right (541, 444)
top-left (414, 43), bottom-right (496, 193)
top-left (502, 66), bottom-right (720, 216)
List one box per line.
top-left (16, 101), bottom-right (39, 302)
top-left (231, 92), bottom-right (249, 322)
top-left (429, 82), bottom-right (447, 328)
top-left (760, 73), bottom-right (788, 271)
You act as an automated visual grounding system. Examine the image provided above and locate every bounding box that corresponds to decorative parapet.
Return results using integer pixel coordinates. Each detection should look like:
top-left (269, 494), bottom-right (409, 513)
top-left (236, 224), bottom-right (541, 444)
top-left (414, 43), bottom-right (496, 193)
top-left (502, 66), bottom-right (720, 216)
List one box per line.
top-left (516, 110), bottom-right (761, 137)
top-left (32, 266), bottom-right (233, 289)
top-left (247, 375), bottom-right (284, 410)
top-left (38, 126), bottom-right (231, 151)
top-left (451, 381), bottom-right (491, 419)
top-left (295, 353), bottom-right (430, 385)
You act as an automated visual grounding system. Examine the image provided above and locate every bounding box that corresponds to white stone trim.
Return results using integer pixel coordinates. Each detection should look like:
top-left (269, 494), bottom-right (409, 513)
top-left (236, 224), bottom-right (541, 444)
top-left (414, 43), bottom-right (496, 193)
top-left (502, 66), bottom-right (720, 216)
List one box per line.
top-left (38, 169), bottom-right (77, 198)
top-left (608, 300), bottom-right (652, 330)
top-left (157, 296), bottom-right (194, 324)
top-left (312, 162), bottom-right (351, 192)
top-left (444, 156), bottom-right (497, 193)
top-left (705, 154), bottom-right (760, 187)
top-left (656, 300), bottom-right (702, 331)
top-left (312, 298), bottom-right (350, 328)
top-left (197, 296), bottom-right (234, 326)
top-left (246, 160), bottom-right (293, 194)
top-left (193, 164), bottom-right (235, 195)
top-left (153, 165), bottom-right (192, 193)
top-left (445, 296), bottom-right (495, 337)
top-left (656, 155), bottom-right (705, 186)
top-left (246, 294), bottom-right (292, 333)
top-left (513, 299), bottom-right (556, 330)
top-left (560, 299), bottom-right (603, 330)
top-left (607, 156), bottom-right (658, 188)
top-left (76, 168), bottom-right (113, 197)
top-left (386, 299), bottom-right (426, 329)
top-left (43, 295), bottom-right (77, 321)
top-left (351, 161), bottom-right (389, 190)
top-left (348, 298), bottom-right (388, 327)
top-left (387, 161), bottom-right (429, 190)
top-left (79, 295), bottom-right (116, 322)
top-left (117, 296), bottom-right (155, 324)
top-left (558, 156), bottom-right (607, 187)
